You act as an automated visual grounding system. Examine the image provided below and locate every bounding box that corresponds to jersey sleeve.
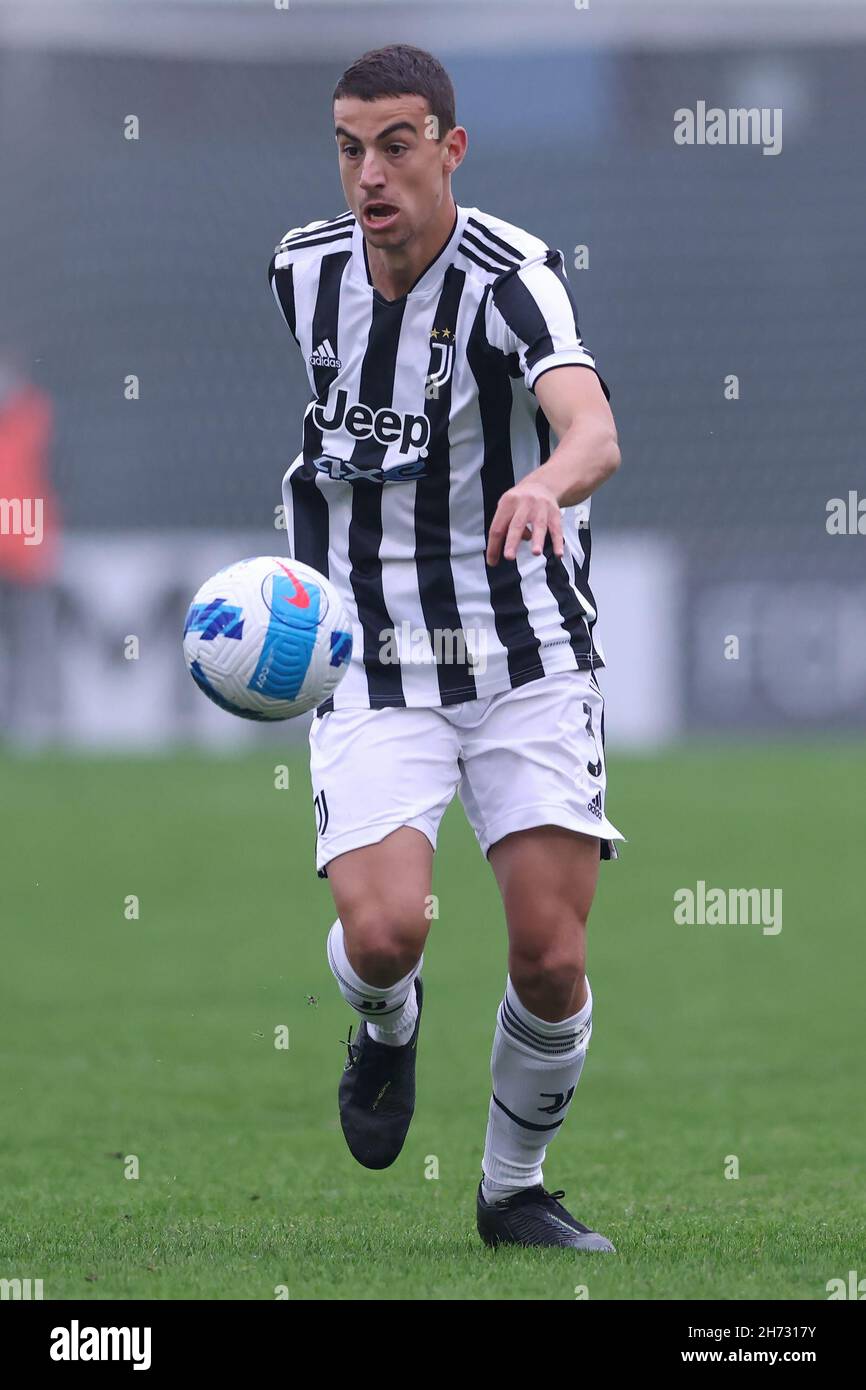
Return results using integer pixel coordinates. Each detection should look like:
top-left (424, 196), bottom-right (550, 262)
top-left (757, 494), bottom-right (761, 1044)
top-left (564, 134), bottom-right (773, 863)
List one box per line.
top-left (268, 241), bottom-right (300, 347)
top-left (486, 249), bottom-right (610, 400)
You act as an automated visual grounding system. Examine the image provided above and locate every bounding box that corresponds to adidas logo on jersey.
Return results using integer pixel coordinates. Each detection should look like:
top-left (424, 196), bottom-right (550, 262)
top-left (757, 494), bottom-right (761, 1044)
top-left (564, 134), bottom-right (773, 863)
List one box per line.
top-left (310, 339), bottom-right (342, 370)
top-left (587, 790), bottom-right (603, 820)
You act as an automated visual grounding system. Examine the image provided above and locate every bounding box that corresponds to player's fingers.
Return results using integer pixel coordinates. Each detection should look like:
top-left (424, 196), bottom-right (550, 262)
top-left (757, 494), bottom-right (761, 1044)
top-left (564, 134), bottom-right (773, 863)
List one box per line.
top-left (485, 499), bottom-right (514, 565)
top-left (503, 503), bottom-right (532, 560)
top-left (528, 501), bottom-right (553, 556)
top-left (546, 503), bottom-right (564, 558)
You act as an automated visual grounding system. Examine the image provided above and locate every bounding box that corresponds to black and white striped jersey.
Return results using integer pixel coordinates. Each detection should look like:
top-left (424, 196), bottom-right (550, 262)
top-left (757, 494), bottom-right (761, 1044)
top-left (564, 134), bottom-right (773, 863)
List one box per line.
top-left (268, 202), bottom-right (611, 711)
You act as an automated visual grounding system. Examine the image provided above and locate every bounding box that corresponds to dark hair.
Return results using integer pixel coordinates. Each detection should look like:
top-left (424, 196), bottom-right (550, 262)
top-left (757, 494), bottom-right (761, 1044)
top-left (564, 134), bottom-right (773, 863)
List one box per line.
top-left (333, 44), bottom-right (456, 138)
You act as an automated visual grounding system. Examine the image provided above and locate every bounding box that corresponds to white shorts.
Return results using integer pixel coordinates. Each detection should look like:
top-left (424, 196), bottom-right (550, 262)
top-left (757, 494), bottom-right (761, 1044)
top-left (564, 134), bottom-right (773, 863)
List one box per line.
top-left (308, 668), bottom-right (625, 877)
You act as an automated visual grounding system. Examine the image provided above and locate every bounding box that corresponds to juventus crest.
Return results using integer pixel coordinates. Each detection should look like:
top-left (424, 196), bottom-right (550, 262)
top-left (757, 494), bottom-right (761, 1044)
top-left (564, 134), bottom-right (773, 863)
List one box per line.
top-left (426, 330), bottom-right (455, 397)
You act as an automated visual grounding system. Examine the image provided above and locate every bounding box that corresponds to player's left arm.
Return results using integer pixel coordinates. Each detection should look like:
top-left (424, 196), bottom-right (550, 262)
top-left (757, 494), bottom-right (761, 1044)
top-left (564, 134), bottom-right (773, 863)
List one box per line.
top-left (484, 247), bottom-right (621, 565)
top-left (486, 365), bottom-right (620, 565)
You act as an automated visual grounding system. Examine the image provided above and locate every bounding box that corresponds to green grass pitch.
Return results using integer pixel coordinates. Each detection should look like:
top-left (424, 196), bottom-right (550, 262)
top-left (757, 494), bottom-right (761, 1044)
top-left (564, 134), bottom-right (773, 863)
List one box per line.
top-left (1, 743), bottom-right (863, 1300)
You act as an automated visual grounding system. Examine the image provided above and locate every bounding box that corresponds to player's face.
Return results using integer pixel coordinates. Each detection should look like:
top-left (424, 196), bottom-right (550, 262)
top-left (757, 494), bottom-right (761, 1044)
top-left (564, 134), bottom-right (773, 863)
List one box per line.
top-left (334, 95), bottom-right (457, 248)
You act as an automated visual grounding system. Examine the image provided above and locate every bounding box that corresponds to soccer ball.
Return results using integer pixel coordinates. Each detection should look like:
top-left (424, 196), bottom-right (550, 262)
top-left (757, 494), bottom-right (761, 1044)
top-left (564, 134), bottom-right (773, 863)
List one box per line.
top-left (182, 556), bottom-right (352, 720)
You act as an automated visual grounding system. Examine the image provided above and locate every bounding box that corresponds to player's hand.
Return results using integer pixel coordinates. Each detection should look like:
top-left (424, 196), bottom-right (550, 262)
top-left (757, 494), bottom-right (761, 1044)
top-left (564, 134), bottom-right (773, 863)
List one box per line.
top-left (486, 478), bottom-right (563, 565)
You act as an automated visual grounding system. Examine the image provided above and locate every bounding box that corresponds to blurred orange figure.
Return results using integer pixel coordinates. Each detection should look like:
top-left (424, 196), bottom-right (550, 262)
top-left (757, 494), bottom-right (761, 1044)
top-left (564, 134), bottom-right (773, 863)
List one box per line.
top-left (0, 355), bottom-right (61, 744)
top-left (0, 359), bottom-right (59, 583)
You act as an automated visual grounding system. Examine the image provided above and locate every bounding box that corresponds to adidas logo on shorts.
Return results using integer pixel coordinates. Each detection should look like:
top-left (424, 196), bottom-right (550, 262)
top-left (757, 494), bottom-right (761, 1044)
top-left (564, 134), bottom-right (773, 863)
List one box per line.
top-left (310, 338), bottom-right (342, 370)
top-left (587, 790), bottom-right (603, 820)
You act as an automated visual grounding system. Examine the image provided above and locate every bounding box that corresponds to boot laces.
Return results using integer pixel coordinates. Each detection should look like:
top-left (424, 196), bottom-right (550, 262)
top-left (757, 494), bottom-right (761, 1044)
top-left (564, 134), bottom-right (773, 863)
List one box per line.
top-left (339, 1024), bottom-right (359, 1068)
top-left (499, 1184), bottom-right (567, 1209)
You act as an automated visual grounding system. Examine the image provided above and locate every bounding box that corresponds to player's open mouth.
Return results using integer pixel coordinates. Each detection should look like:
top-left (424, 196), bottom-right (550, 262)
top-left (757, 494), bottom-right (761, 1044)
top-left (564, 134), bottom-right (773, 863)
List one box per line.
top-left (363, 203), bottom-right (399, 228)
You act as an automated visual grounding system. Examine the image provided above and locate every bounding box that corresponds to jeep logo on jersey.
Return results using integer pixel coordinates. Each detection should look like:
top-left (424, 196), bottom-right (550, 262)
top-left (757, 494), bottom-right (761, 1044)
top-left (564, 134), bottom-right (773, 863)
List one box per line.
top-left (313, 388), bottom-right (431, 457)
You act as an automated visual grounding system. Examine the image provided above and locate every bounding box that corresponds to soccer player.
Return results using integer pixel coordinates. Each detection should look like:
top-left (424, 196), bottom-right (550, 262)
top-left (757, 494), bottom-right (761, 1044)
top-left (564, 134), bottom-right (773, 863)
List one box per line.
top-left (269, 44), bottom-right (623, 1251)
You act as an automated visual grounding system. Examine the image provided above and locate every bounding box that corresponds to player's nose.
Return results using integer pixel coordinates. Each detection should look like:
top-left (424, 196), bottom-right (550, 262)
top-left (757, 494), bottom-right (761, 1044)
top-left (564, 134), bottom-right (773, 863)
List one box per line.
top-left (358, 154), bottom-right (387, 187)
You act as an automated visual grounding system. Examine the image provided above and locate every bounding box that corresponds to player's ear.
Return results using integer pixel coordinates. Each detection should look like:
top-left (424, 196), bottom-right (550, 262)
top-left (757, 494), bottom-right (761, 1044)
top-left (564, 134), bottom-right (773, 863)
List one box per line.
top-left (442, 126), bottom-right (468, 174)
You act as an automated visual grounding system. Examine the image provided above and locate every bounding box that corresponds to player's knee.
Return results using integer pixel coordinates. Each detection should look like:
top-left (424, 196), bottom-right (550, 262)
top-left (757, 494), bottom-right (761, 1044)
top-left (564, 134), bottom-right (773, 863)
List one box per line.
top-left (351, 935), bottom-right (423, 986)
top-left (509, 947), bottom-right (586, 1018)
top-left (341, 905), bottom-right (426, 985)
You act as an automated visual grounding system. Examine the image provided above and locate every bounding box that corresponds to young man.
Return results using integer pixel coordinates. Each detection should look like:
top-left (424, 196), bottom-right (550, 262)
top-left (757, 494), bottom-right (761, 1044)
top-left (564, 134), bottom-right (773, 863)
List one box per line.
top-left (269, 44), bottom-right (623, 1251)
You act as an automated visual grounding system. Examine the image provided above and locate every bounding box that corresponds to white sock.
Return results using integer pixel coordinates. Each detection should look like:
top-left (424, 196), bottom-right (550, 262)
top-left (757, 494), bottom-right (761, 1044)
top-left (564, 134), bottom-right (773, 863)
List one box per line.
top-left (326, 918), bottom-right (421, 1048)
top-left (480, 974), bottom-right (593, 1203)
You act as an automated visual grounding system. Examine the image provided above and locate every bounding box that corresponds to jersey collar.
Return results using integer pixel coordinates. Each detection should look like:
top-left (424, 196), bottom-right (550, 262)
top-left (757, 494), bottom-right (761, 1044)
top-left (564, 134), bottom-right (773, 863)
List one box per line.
top-left (352, 203), bottom-right (469, 303)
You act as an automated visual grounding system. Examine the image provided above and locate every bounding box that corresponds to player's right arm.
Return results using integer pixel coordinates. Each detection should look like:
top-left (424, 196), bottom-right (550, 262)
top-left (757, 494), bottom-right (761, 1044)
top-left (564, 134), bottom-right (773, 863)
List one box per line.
top-left (268, 215), bottom-right (346, 346)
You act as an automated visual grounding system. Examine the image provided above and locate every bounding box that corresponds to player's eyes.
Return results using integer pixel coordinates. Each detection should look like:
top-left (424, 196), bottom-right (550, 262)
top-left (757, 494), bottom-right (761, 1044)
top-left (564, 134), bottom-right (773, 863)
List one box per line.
top-left (338, 141), bottom-right (409, 159)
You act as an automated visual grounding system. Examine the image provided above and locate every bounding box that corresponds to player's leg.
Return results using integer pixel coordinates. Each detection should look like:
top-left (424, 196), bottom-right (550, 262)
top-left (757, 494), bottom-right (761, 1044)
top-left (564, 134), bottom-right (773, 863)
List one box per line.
top-left (490, 823), bottom-right (596, 1019)
top-left (458, 669), bottom-right (622, 1246)
top-left (326, 825), bottom-right (434, 1046)
top-left (309, 704), bottom-right (460, 1168)
top-left (483, 823), bottom-right (599, 1197)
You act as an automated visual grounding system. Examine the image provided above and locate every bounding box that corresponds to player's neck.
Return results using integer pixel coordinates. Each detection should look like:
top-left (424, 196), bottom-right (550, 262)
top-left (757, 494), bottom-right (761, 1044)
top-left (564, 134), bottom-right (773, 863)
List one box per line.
top-left (364, 197), bottom-right (458, 302)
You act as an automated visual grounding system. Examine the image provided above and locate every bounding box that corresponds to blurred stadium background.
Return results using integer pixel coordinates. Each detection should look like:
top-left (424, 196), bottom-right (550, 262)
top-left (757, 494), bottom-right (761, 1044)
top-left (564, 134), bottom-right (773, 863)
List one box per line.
top-left (2, 0), bottom-right (865, 1304)
top-left (1, 0), bottom-right (864, 749)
